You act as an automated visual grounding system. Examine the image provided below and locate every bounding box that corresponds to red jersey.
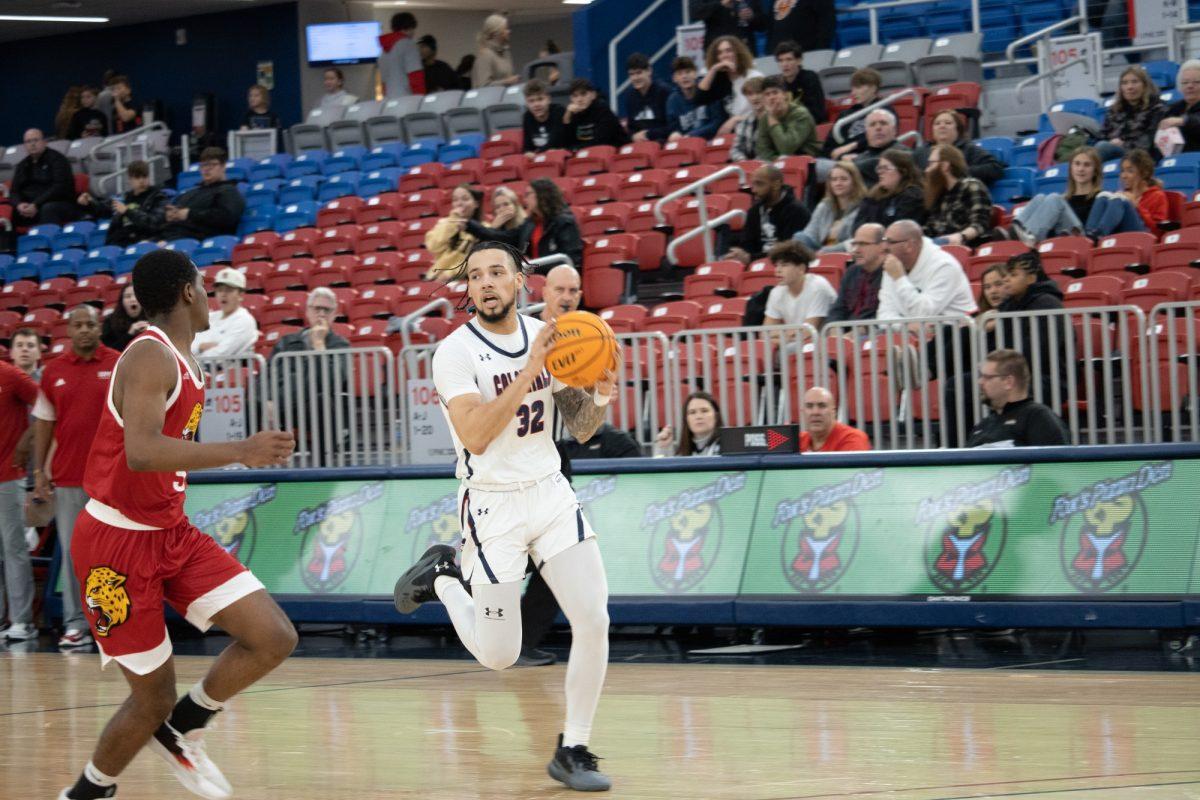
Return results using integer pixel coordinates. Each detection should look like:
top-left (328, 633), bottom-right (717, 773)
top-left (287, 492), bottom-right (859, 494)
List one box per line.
top-left (800, 422), bottom-right (871, 453)
top-left (35, 345), bottom-right (120, 486)
top-left (83, 327), bottom-right (205, 530)
top-left (0, 362), bottom-right (38, 482)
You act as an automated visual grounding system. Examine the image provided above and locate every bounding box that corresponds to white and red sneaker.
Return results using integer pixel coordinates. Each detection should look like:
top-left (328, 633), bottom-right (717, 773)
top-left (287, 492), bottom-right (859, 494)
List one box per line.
top-left (58, 629), bottom-right (93, 648)
top-left (148, 721), bottom-right (232, 799)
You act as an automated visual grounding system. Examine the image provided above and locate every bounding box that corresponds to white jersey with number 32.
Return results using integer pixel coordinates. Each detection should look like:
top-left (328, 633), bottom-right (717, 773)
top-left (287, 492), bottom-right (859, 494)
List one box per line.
top-left (432, 314), bottom-right (565, 486)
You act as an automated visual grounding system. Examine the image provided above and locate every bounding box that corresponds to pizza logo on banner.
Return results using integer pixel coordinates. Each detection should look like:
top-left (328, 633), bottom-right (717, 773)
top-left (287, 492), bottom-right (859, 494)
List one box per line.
top-left (773, 470), bottom-right (883, 593)
top-left (406, 492), bottom-right (462, 560)
top-left (294, 482), bottom-right (386, 593)
top-left (917, 466), bottom-right (1031, 593)
top-left (574, 474), bottom-right (618, 509)
top-left (642, 473), bottom-right (746, 593)
top-left (193, 485), bottom-right (278, 565)
top-left (1049, 461), bottom-right (1171, 592)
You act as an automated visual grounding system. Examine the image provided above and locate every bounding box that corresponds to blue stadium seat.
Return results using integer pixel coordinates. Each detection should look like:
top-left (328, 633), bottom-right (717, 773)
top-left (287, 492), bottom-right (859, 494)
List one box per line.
top-left (357, 168), bottom-right (401, 198)
top-left (927, 9), bottom-right (969, 34)
top-left (976, 137), bottom-right (1014, 165)
top-left (80, 246), bottom-right (121, 276)
top-left (437, 135), bottom-right (484, 163)
top-left (1142, 59), bottom-right (1180, 90)
top-left (1009, 134), bottom-right (1050, 169)
top-left (1161, 89), bottom-right (1179, 105)
top-left (1101, 160), bottom-right (1121, 192)
top-left (1156, 155), bottom-right (1200, 193)
top-left (165, 238), bottom-right (200, 257)
top-left (274, 201), bottom-right (319, 232)
top-left (245, 179), bottom-right (284, 209)
top-left (397, 141), bottom-right (439, 168)
top-left (284, 151), bottom-right (329, 179)
top-left (177, 166), bottom-right (203, 191)
top-left (9, 253), bottom-right (47, 282)
top-left (317, 172), bottom-right (360, 202)
top-left (116, 242), bottom-right (158, 274)
top-left (992, 167), bottom-right (1035, 205)
top-left (1034, 165), bottom-right (1068, 195)
top-left (42, 249), bottom-right (84, 279)
top-left (87, 221), bottom-right (111, 250)
top-left (879, 9), bottom-right (925, 42)
top-left (279, 175), bottom-right (324, 205)
top-left (249, 154), bottom-right (293, 182)
top-left (18, 224), bottom-right (59, 255)
top-left (51, 221), bottom-right (96, 252)
top-left (1037, 98), bottom-right (1102, 133)
top-left (0, 254), bottom-right (13, 274)
top-left (193, 235), bottom-right (238, 266)
top-left (323, 146), bottom-right (368, 175)
top-left (238, 207), bottom-right (276, 236)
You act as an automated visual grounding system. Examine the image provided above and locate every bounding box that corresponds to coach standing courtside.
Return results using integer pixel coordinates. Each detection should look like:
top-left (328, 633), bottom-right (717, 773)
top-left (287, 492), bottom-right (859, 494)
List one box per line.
top-left (32, 307), bottom-right (120, 649)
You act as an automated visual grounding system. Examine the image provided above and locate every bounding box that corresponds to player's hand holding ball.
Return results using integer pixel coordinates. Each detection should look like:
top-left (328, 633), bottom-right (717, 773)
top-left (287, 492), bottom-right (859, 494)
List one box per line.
top-left (239, 430), bottom-right (296, 467)
top-left (525, 319), bottom-right (558, 376)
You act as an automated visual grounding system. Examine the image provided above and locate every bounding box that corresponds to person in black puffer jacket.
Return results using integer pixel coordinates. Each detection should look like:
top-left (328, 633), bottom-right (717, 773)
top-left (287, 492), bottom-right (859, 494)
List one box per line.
top-left (161, 146), bottom-right (245, 241)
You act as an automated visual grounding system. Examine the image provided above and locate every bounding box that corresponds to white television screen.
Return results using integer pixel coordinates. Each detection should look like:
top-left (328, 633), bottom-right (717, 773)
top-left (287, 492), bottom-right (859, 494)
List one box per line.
top-left (306, 21), bottom-right (382, 66)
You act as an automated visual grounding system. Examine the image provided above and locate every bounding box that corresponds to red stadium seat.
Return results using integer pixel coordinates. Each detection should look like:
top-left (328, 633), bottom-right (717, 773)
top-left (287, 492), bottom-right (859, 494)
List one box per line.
top-left (64, 274), bottom-right (114, 307)
top-left (0, 281), bottom-right (36, 313)
top-left (262, 259), bottom-right (314, 293)
top-left (437, 158), bottom-right (484, 189)
top-left (702, 135), bottom-right (734, 165)
top-left (232, 231), bottom-right (280, 264)
top-left (525, 149), bottom-right (569, 179)
top-left (269, 228), bottom-right (319, 260)
top-left (1037, 236), bottom-right (1092, 278)
top-left (482, 154), bottom-right (526, 184)
top-left (610, 141), bottom-right (661, 173)
top-left (1061, 275), bottom-right (1124, 308)
top-left (683, 260), bottom-right (743, 298)
top-left (655, 137), bottom-right (704, 169)
top-left (1122, 271), bottom-right (1194, 313)
top-left (357, 220), bottom-right (405, 253)
top-left (579, 202), bottom-right (631, 237)
top-left (480, 130), bottom-right (522, 160)
top-left (313, 224), bottom-right (361, 257)
top-left (695, 296), bottom-right (748, 328)
top-left (398, 162), bottom-right (445, 192)
top-left (359, 251), bottom-right (408, 283)
top-left (393, 219), bottom-right (436, 251)
top-left (353, 193), bottom-right (401, 224)
top-left (641, 300), bottom-right (702, 334)
top-left (598, 303), bottom-right (647, 332)
top-left (1151, 227), bottom-right (1200, 271)
top-left (615, 169), bottom-right (668, 202)
top-left (581, 268), bottom-right (627, 310)
top-left (736, 260), bottom-right (777, 295)
top-left (1091, 231), bottom-right (1155, 275)
top-left (310, 255), bottom-right (356, 288)
top-left (22, 308), bottom-right (60, 334)
top-left (351, 285), bottom-right (402, 319)
top-left (772, 155), bottom-right (814, 196)
top-left (923, 82), bottom-right (982, 138)
top-left (968, 240), bottom-right (1030, 280)
top-left (565, 145), bottom-right (616, 177)
top-left (316, 196), bottom-right (365, 228)
top-left (574, 174), bottom-right (620, 206)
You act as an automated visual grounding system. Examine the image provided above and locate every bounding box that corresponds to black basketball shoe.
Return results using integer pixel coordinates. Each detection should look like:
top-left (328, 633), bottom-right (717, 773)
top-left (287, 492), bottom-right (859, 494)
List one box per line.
top-left (547, 734), bottom-right (612, 791)
top-left (393, 545), bottom-right (459, 614)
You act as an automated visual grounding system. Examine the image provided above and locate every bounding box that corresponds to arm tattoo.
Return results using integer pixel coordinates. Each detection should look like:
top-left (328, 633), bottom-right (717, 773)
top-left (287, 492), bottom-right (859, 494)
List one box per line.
top-left (552, 387), bottom-right (606, 444)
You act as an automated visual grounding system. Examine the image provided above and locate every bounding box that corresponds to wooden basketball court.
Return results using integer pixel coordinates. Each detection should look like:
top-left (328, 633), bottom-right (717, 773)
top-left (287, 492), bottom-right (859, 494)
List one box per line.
top-left (2, 652), bottom-right (1198, 799)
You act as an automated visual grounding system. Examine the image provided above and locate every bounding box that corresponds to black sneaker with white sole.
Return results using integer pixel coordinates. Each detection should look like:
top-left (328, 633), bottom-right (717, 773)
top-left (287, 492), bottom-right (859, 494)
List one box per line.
top-left (393, 545), bottom-right (460, 614)
top-left (547, 734), bottom-right (612, 792)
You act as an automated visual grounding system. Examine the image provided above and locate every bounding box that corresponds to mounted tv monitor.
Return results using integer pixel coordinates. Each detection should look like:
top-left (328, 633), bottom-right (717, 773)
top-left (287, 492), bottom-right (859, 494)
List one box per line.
top-left (306, 21), bottom-right (381, 66)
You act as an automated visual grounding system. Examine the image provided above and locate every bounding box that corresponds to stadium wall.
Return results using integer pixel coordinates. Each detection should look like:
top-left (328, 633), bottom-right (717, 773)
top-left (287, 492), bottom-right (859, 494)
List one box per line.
top-left (0, 1), bottom-right (302, 146)
top-left (573, 0), bottom-right (684, 113)
top-left (48, 444), bottom-right (1200, 631)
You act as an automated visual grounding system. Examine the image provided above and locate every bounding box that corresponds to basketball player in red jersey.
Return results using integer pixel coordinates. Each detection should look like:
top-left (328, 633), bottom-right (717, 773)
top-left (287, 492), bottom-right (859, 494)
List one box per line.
top-left (60, 250), bottom-right (297, 800)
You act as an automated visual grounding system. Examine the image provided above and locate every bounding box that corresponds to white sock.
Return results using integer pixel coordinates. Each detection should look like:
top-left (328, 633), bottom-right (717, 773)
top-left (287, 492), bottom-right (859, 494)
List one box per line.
top-left (83, 761), bottom-right (117, 787)
top-left (541, 539), bottom-right (610, 749)
top-left (190, 680), bottom-right (225, 712)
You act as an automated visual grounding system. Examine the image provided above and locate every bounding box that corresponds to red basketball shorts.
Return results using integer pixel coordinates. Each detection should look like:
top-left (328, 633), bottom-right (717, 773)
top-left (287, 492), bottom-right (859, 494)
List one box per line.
top-left (70, 506), bottom-right (265, 675)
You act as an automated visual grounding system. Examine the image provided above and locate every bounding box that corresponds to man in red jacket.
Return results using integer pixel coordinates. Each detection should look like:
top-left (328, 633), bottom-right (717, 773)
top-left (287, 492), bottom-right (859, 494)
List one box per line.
top-left (799, 386), bottom-right (871, 452)
top-left (0, 359), bottom-right (39, 641)
top-left (32, 306), bottom-right (120, 648)
top-left (378, 12), bottom-right (425, 98)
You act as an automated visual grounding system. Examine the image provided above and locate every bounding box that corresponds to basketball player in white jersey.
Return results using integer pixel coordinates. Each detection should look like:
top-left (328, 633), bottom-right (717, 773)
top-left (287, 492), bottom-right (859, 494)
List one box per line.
top-left (394, 241), bottom-right (616, 791)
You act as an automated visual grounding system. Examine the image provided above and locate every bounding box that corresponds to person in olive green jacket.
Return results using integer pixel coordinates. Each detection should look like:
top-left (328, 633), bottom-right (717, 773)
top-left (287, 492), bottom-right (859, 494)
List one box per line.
top-left (756, 75), bottom-right (820, 160)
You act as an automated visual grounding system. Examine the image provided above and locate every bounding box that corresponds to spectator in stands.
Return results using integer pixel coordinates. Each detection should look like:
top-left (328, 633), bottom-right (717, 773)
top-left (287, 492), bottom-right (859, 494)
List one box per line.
top-left (922, 144), bottom-right (994, 247)
top-left (689, 0), bottom-right (765, 54)
top-left (756, 75), bottom-right (820, 159)
top-left (1004, 147), bottom-right (1102, 245)
top-left (77, 160), bottom-right (166, 246)
top-left (318, 68), bottom-right (358, 115)
top-left (100, 284), bottom-right (149, 351)
top-left (271, 288), bottom-right (350, 358)
top-left (626, 53), bottom-right (673, 142)
top-left (976, 263), bottom-right (1010, 316)
top-left (727, 76), bottom-right (763, 157)
top-left (878, 219), bottom-right (977, 319)
top-left (473, 13), bottom-right (519, 88)
top-left (774, 40), bottom-right (826, 124)
top-left (240, 84), bottom-right (282, 132)
top-left (455, 55), bottom-right (476, 90)
top-left (761, 240), bottom-right (836, 329)
top-left (852, 109), bottom-right (908, 187)
top-left (800, 387), bottom-right (870, 452)
top-left (11, 128), bottom-right (78, 226)
top-left (55, 85), bottom-right (82, 139)
top-left (378, 12), bottom-right (425, 99)
top-left (66, 85), bottom-right (107, 139)
top-left (854, 149), bottom-right (927, 229)
top-left (161, 147), bottom-right (245, 241)
top-left (913, 111), bottom-right (1004, 186)
top-left (107, 74), bottom-right (141, 134)
top-left (525, 178), bottom-right (583, 267)
top-left (32, 305), bottom-right (119, 649)
top-left (794, 160), bottom-right (865, 252)
top-left (465, 186), bottom-right (529, 259)
top-left (563, 78), bottom-right (630, 149)
top-left (1097, 66), bottom-right (1164, 161)
top-left (539, 264), bottom-right (583, 322)
top-left (723, 164), bottom-right (811, 264)
top-left (418, 35), bottom-right (461, 93)
top-left (696, 35), bottom-right (764, 135)
top-left (821, 68), bottom-right (881, 159)
top-left (0, 352), bottom-right (39, 642)
top-left (826, 222), bottom-right (886, 323)
top-left (767, 0), bottom-right (836, 54)
top-left (522, 80), bottom-right (567, 154)
top-left (966, 350), bottom-right (1068, 448)
top-left (666, 56), bottom-right (728, 142)
top-left (425, 184), bottom-right (483, 281)
top-left (1092, 148), bottom-right (1168, 236)
top-left (655, 391), bottom-right (723, 456)
top-left (192, 268), bottom-right (259, 358)
top-left (1159, 60), bottom-right (1200, 152)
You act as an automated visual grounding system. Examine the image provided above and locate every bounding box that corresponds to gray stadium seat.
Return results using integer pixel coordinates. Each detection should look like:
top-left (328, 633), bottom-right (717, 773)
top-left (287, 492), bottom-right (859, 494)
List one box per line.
top-left (483, 103), bottom-right (523, 133)
top-left (306, 105), bottom-right (345, 125)
top-left (802, 49), bottom-right (837, 71)
top-left (47, 139), bottom-right (70, 155)
top-left (912, 33), bottom-right (983, 87)
top-left (499, 84), bottom-right (526, 106)
top-left (66, 137), bottom-right (102, 171)
top-left (523, 52), bottom-right (573, 84)
top-left (289, 123), bottom-right (329, 153)
top-left (819, 44), bottom-right (884, 97)
top-left (460, 86), bottom-right (506, 109)
top-left (364, 96), bottom-right (423, 147)
top-left (868, 38), bottom-right (932, 90)
top-left (753, 55), bottom-right (780, 76)
top-left (443, 106), bottom-right (486, 137)
top-left (401, 92), bottom-right (465, 141)
top-left (326, 100), bottom-right (381, 149)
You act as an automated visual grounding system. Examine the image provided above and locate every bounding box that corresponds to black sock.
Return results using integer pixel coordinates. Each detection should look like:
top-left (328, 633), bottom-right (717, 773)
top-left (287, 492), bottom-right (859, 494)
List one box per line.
top-left (67, 773), bottom-right (116, 800)
top-left (167, 693), bottom-right (220, 734)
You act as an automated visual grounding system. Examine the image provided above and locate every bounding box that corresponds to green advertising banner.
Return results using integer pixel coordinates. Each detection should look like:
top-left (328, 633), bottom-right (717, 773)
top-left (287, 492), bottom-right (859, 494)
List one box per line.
top-left (183, 459), bottom-right (1200, 600)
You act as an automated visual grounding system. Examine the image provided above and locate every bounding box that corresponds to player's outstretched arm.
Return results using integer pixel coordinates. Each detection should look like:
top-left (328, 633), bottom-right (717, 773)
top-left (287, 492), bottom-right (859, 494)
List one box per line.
top-left (445, 323), bottom-right (559, 455)
top-left (119, 340), bottom-right (295, 471)
top-left (553, 351), bottom-right (621, 445)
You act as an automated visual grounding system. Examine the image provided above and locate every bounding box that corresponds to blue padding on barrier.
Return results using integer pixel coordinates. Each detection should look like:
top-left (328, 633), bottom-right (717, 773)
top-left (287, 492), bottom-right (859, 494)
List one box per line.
top-left (734, 600), bottom-right (1189, 629)
top-left (1183, 601), bottom-right (1200, 627)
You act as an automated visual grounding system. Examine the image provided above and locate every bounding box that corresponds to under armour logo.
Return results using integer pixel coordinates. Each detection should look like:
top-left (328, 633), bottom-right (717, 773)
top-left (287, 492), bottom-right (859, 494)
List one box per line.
top-left (484, 607), bottom-right (504, 619)
top-left (434, 562), bottom-right (450, 572)
top-left (475, 507), bottom-right (489, 516)
top-left (478, 353), bottom-right (492, 361)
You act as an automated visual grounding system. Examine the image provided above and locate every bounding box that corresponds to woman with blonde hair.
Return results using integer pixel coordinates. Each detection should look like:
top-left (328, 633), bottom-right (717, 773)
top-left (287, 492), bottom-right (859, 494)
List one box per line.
top-left (695, 34), bottom-right (764, 135)
top-left (466, 185), bottom-right (532, 249)
top-left (425, 184), bottom-right (484, 281)
top-left (472, 13), bottom-right (519, 87)
top-left (794, 160), bottom-right (866, 252)
top-left (1097, 65), bottom-right (1164, 160)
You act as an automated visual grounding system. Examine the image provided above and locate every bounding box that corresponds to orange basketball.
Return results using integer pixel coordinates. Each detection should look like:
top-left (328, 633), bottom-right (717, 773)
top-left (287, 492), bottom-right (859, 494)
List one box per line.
top-left (546, 311), bottom-right (619, 388)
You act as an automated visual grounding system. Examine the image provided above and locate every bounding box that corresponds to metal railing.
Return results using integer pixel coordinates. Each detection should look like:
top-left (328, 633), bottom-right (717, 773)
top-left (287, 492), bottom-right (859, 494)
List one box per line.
top-left (1005, 15), bottom-right (1085, 63)
top-left (655, 165), bottom-right (747, 264)
top-left (197, 354), bottom-right (269, 446)
top-left (1146, 302), bottom-right (1200, 443)
top-left (611, 331), bottom-right (675, 451)
top-left (87, 122), bottom-right (171, 196)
